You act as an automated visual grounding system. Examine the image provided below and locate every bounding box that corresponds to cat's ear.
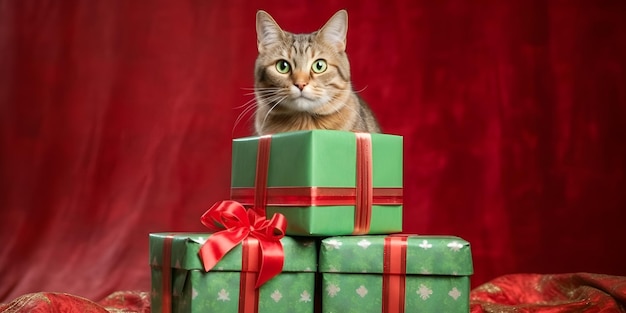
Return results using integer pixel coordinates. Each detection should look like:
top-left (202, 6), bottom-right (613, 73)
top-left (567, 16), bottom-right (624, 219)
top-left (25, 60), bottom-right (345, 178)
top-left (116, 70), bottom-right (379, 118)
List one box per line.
top-left (318, 10), bottom-right (348, 52)
top-left (256, 10), bottom-right (285, 53)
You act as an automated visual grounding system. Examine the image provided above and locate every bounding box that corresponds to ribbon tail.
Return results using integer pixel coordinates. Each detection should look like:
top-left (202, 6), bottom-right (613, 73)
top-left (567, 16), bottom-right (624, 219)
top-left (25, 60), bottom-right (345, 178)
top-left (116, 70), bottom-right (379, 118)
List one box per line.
top-left (254, 240), bottom-right (284, 288)
top-left (199, 230), bottom-right (247, 272)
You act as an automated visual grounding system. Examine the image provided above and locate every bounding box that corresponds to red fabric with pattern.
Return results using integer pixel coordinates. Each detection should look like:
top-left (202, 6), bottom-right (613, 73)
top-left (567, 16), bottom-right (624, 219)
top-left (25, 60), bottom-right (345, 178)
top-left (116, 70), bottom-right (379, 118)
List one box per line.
top-left (0, 291), bottom-right (149, 313)
top-left (470, 273), bottom-right (626, 312)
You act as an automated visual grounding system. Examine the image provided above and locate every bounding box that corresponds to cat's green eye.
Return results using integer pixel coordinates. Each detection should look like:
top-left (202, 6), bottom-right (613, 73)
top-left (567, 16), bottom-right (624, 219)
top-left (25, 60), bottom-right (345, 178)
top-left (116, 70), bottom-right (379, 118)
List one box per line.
top-left (275, 60), bottom-right (291, 74)
top-left (311, 59), bottom-right (327, 73)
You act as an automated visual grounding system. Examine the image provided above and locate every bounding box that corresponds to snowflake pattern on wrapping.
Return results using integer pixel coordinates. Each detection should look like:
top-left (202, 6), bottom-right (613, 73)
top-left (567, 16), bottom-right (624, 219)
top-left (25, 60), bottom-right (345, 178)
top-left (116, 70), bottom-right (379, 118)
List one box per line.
top-left (326, 283), bottom-right (341, 297)
top-left (419, 240), bottom-right (432, 249)
top-left (217, 288), bottom-right (230, 301)
top-left (325, 239), bottom-right (343, 250)
top-left (417, 284), bottom-right (433, 300)
top-left (356, 285), bottom-right (368, 298)
top-left (271, 290), bottom-right (282, 302)
top-left (447, 241), bottom-right (464, 252)
top-left (299, 290), bottom-right (312, 303)
top-left (357, 239), bottom-right (371, 249)
top-left (448, 287), bottom-right (462, 300)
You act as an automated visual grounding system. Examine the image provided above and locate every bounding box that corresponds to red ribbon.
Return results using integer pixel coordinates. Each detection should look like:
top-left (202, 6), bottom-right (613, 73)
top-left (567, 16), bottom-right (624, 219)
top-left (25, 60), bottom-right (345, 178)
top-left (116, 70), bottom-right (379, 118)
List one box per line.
top-left (231, 186), bottom-right (403, 206)
top-left (354, 133), bottom-right (373, 234)
top-left (161, 235), bottom-right (174, 313)
top-left (239, 238), bottom-right (260, 313)
top-left (383, 235), bottom-right (409, 313)
top-left (253, 135), bottom-right (272, 216)
top-left (199, 200), bottom-right (286, 288)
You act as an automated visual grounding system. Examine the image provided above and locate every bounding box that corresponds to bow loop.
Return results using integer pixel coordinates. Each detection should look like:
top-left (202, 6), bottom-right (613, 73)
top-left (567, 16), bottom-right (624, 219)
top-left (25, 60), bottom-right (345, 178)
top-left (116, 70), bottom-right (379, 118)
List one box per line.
top-left (198, 200), bottom-right (287, 288)
top-left (201, 200), bottom-right (251, 232)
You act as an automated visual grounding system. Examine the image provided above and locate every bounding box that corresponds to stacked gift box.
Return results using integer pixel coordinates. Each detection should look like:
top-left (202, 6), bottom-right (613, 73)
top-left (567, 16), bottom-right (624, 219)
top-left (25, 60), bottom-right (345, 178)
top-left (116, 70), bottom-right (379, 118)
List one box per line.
top-left (150, 130), bottom-right (473, 312)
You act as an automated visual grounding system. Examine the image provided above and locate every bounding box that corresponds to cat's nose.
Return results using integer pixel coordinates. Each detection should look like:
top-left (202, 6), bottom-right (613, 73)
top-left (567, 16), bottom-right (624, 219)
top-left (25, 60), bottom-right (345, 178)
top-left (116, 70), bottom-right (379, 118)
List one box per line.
top-left (294, 82), bottom-right (307, 91)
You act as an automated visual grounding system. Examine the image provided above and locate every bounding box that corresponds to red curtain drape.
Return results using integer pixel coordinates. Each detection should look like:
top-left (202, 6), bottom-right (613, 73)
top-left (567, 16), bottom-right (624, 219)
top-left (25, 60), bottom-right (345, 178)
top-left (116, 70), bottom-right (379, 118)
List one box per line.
top-left (1, 0), bottom-right (625, 303)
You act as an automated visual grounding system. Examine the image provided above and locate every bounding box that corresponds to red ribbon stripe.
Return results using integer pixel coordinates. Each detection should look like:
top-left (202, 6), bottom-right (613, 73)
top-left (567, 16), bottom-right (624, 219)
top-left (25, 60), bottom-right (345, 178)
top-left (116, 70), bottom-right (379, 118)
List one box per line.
top-left (239, 238), bottom-right (260, 313)
top-left (383, 235), bottom-right (408, 313)
top-left (354, 133), bottom-right (373, 235)
top-left (253, 135), bottom-right (272, 216)
top-left (230, 186), bottom-right (402, 206)
top-left (161, 235), bottom-right (174, 313)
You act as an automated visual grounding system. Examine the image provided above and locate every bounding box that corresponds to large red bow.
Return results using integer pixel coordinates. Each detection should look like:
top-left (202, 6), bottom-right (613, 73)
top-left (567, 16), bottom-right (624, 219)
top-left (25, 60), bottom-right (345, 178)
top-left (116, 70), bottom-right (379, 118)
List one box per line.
top-left (198, 200), bottom-right (287, 288)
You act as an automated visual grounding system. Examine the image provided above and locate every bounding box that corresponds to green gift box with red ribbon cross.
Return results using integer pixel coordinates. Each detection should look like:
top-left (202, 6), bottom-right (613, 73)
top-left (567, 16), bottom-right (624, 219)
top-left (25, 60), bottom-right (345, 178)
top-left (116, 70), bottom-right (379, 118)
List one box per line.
top-left (149, 233), bottom-right (317, 313)
top-left (319, 235), bottom-right (473, 313)
top-left (230, 130), bottom-right (403, 236)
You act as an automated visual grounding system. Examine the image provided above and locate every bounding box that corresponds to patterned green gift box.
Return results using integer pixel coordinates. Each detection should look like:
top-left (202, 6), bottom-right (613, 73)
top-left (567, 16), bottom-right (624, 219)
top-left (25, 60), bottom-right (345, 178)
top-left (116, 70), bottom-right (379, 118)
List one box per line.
top-left (230, 130), bottom-right (403, 236)
top-left (319, 235), bottom-right (473, 313)
top-left (149, 233), bottom-right (317, 313)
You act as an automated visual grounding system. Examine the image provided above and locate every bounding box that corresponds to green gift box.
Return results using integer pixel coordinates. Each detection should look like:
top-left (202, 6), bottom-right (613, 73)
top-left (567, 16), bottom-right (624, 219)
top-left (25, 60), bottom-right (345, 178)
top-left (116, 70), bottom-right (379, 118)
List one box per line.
top-left (149, 233), bottom-right (317, 313)
top-left (230, 130), bottom-right (403, 236)
top-left (319, 235), bottom-right (473, 313)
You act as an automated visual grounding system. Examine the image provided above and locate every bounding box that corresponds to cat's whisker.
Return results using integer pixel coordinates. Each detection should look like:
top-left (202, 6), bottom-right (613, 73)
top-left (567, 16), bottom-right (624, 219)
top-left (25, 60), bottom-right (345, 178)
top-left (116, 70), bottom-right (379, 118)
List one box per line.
top-left (352, 85), bottom-right (368, 94)
top-left (255, 92), bottom-right (284, 99)
top-left (323, 87), bottom-right (360, 94)
top-left (232, 102), bottom-right (259, 134)
top-left (241, 87), bottom-right (283, 91)
top-left (233, 96), bottom-right (260, 109)
top-left (254, 92), bottom-right (283, 99)
top-left (233, 90), bottom-right (284, 131)
top-left (261, 95), bottom-right (288, 131)
top-left (258, 92), bottom-right (288, 102)
top-left (234, 102), bottom-right (257, 125)
top-left (257, 95), bottom-right (287, 106)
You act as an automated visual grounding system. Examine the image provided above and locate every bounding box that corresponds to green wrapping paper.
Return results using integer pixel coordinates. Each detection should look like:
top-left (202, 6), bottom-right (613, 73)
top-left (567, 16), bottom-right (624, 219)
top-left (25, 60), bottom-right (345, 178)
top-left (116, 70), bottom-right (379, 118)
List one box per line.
top-left (149, 233), bottom-right (317, 313)
top-left (319, 235), bottom-right (473, 313)
top-left (231, 130), bottom-right (403, 236)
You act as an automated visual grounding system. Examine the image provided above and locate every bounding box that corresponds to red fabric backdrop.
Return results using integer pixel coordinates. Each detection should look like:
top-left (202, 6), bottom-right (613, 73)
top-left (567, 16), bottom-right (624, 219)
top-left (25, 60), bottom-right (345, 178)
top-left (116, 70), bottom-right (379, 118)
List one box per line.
top-left (1, 0), bottom-right (625, 303)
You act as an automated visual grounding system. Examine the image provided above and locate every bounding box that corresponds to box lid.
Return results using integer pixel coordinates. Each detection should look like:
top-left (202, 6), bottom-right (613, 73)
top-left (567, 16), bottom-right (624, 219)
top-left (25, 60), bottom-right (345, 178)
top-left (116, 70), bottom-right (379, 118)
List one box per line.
top-left (319, 235), bottom-right (473, 275)
top-left (149, 233), bottom-right (317, 272)
top-left (231, 130), bottom-right (402, 188)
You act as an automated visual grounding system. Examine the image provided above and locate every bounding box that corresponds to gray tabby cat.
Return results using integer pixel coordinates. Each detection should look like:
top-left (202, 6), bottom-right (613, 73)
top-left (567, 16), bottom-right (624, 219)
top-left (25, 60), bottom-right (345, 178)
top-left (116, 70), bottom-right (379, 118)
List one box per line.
top-left (253, 10), bottom-right (381, 135)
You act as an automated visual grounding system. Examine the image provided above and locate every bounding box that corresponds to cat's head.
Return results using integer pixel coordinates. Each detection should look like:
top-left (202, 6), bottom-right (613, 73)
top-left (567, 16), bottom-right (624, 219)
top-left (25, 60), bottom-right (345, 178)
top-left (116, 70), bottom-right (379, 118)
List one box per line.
top-left (254, 10), bottom-right (352, 114)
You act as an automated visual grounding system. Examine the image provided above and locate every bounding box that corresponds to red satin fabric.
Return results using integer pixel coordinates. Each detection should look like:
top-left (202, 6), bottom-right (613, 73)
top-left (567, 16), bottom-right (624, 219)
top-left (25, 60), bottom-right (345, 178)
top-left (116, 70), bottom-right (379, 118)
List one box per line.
top-left (0, 291), bottom-right (150, 313)
top-left (470, 273), bottom-right (626, 313)
top-left (1, 0), bottom-right (626, 304)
